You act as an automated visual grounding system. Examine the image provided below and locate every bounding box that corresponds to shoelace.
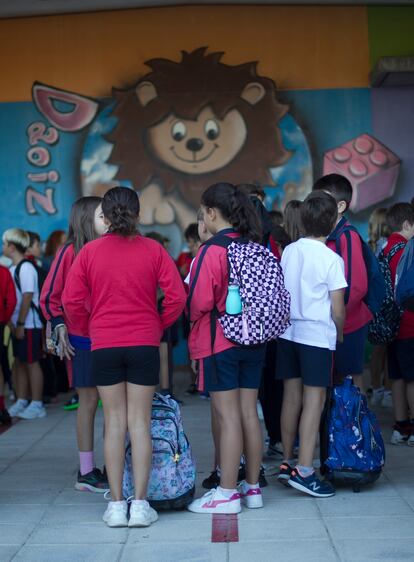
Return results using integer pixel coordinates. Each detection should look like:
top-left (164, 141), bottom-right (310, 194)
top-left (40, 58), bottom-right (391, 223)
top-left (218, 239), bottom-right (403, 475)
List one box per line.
top-left (104, 490), bottom-right (134, 503)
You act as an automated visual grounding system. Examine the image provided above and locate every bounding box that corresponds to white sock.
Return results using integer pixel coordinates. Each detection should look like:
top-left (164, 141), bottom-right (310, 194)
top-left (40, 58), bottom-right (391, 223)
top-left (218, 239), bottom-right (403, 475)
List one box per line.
top-left (132, 499), bottom-right (147, 506)
top-left (218, 486), bottom-right (237, 498)
top-left (245, 481), bottom-right (260, 489)
top-left (31, 400), bottom-right (43, 408)
top-left (18, 399), bottom-right (28, 406)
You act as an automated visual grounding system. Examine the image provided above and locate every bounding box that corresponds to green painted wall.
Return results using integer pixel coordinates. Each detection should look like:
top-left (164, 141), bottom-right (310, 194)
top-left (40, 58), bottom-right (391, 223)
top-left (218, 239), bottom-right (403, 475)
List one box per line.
top-left (368, 7), bottom-right (414, 68)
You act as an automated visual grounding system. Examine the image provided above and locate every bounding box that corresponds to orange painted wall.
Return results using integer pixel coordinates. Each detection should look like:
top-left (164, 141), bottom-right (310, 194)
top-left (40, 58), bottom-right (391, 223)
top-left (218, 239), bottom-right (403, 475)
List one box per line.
top-left (0, 5), bottom-right (370, 102)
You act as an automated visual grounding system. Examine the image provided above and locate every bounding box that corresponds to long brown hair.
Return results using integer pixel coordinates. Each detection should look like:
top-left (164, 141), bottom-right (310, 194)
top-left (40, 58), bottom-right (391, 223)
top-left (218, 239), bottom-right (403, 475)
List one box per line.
top-left (67, 196), bottom-right (102, 254)
top-left (284, 199), bottom-right (303, 242)
top-left (44, 230), bottom-right (67, 257)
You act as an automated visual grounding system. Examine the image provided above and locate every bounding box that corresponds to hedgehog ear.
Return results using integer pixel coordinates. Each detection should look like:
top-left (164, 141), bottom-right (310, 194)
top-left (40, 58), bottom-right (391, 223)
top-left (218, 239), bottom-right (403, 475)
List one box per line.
top-left (240, 82), bottom-right (265, 106)
top-left (136, 81), bottom-right (158, 107)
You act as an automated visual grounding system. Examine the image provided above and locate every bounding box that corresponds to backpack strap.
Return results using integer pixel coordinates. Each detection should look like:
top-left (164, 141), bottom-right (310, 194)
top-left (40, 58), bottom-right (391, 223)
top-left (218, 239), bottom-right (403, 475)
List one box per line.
top-left (385, 242), bottom-right (406, 262)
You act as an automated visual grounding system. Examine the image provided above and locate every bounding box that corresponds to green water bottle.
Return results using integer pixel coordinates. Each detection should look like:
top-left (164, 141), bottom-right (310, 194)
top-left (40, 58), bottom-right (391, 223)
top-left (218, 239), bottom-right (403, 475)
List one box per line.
top-left (226, 284), bottom-right (242, 315)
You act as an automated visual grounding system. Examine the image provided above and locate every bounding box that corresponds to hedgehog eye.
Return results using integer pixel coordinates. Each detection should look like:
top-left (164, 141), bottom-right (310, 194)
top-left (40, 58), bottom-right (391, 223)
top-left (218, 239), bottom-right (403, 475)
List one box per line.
top-left (171, 122), bottom-right (187, 142)
top-left (204, 119), bottom-right (220, 141)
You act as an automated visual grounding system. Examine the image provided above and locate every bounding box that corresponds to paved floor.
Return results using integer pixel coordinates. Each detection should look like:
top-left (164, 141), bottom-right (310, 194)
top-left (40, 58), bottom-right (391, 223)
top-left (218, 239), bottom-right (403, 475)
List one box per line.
top-left (1, 373), bottom-right (414, 562)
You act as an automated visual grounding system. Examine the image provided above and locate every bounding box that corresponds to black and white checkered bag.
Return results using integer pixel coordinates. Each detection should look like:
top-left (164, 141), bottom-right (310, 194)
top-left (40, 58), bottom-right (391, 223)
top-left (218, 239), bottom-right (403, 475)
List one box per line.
top-left (218, 240), bottom-right (290, 345)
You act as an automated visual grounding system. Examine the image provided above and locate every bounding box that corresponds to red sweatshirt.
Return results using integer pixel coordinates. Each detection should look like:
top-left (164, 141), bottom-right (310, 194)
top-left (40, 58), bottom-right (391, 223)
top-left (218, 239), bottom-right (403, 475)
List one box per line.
top-left (40, 244), bottom-right (83, 334)
top-left (0, 265), bottom-right (17, 325)
top-left (327, 218), bottom-right (372, 334)
top-left (62, 233), bottom-right (186, 350)
top-left (384, 233), bottom-right (414, 340)
top-left (188, 232), bottom-right (238, 360)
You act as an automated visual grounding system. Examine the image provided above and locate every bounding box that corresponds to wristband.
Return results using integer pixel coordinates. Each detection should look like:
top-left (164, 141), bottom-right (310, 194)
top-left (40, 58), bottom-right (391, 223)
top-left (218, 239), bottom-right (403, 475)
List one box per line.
top-left (17, 321), bottom-right (25, 327)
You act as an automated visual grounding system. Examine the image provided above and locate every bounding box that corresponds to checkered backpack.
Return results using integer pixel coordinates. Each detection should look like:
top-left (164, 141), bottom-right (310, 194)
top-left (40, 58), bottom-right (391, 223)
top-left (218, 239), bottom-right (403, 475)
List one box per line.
top-left (188, 233), bottom-right (290, 347)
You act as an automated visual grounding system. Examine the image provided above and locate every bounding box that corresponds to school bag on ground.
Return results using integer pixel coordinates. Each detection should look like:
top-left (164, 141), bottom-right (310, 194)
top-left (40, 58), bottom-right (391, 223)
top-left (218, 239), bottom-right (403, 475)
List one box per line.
top-left (368, 243), bottom-right (406, 345)
top-left (395, 238), bottom-right (414, 312)
top-left (327, 220), bottom-right (386, 316)
top-left (122, 393), bottom-right (196, 510)
top-left (320, 376), bottom-right (385, 493)
top-left (188, 233), bottom-right (291, 347)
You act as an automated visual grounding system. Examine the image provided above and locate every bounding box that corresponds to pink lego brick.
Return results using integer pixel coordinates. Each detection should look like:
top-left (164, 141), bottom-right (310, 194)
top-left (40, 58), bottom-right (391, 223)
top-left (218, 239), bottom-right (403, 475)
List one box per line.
top-left (323, 134), bottom-right (401, 213)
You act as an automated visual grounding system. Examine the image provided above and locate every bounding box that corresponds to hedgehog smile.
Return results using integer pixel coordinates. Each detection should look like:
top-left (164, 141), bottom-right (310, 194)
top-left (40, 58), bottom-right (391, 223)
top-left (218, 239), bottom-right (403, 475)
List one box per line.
top-left (171, 144), bottom-right (218, 163)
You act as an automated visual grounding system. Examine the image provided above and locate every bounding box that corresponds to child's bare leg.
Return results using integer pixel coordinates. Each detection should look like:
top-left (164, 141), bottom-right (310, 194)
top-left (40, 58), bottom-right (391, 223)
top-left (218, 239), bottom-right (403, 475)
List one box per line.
top-left (281, 378), bottom-right (302, 460)
top-left (298, 385), bottom-right (326, 468)
top-left (27, 361), bottom-right (43, 402)
top-left (392, 379), bottom-right (408, 421)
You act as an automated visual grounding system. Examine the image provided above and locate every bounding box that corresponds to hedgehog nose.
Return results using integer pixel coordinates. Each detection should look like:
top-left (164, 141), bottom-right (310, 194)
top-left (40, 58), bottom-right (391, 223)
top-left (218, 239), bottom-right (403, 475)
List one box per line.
top-left (186, 138), bottom-right (204, 152)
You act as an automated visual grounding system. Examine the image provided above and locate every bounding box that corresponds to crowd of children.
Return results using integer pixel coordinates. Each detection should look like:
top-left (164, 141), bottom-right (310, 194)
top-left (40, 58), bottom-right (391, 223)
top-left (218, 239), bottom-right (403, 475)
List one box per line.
top-left (0, 175), bottom-right (413, 527)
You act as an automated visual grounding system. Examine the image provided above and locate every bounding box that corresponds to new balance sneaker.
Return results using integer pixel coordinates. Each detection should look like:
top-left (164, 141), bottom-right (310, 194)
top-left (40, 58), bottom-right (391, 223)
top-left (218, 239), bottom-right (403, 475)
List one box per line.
top-left (0, 408), bottom-right (11, 425)
top-left (188, 488), bottom-right (241, 514)
top-left (18, 402), bottom-right (47, 419)
top-left (103, 500), bottom-right (128, 527)
top-left (75, 468), bottom-right (110, 493)
top-left (8, 399), bottom-right (28, 417)
top-left (128, 500), bottom-right (158, 527)
top-left (202, 469), bottom-right (220, 489)
top-left (277, 462), bottom-right (295, 486)
top-left (390, 423), bottom-right (413, 445)
top-left (288, 469), bottom-right (335, 498)
top-left (265, 441), bottom-right (283, 458)
top-left (238, 481), bottom-right (263, 509)
top-left (63, 394), bottom-right (79, 411)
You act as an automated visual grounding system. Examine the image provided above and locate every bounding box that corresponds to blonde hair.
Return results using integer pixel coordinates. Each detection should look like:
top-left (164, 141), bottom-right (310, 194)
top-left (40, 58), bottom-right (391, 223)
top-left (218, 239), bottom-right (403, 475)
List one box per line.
top-left (2, 228), bottom-right (30, 253)
top-left (368, 207), bottom-right (389, 251)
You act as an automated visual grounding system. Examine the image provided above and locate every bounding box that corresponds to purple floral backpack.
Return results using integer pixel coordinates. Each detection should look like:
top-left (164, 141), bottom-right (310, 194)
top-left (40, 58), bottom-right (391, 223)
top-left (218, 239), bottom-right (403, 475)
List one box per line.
top-left (188, 233), bottom-right (291, 347)
top-left (122, 393), bottom-right (196, 510)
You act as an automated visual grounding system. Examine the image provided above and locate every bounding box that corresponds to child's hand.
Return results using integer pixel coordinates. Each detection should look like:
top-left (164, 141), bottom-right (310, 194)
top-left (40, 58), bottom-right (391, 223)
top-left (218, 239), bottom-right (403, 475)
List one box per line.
top-left (15, 326), bottom-right (25, 340)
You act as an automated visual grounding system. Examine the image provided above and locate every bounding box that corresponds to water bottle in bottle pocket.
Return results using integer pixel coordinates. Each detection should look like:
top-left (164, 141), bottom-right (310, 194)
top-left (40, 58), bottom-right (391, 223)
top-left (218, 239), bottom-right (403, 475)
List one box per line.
top-left (225, 284), bottom-right (242, 315)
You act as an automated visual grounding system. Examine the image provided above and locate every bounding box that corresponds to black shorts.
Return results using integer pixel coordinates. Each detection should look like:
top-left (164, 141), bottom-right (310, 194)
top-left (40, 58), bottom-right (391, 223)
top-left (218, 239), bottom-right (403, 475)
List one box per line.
top-left (276, 338), bottom-right (333, 388)
top-left (92, 346), bottom-right (160, 387)
top-left (202, 345), bottom-right (266, 392)
top-left (12, 328), bottom-right (43, 364)
top-left (388, 338), bottom-right (414, 382)
top-left (334, 324), bottom-right (368, 376)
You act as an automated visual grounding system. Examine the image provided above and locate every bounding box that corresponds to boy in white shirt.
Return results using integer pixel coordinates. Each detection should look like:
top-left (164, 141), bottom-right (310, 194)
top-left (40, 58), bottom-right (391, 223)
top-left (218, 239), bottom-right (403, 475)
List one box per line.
top-left (276, 191), bottom-right (346, 497)
top-left (2, 228), bottom-right (46, 419)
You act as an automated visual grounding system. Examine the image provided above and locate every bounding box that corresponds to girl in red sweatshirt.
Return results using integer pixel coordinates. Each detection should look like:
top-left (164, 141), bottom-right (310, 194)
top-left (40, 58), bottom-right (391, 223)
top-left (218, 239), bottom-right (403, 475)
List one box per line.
top-left (40, 196), bottom-right (107, 492)
top-left (0, 265), bottom-right (17, 424)
top-left (187, 183), bottom-right (267, 515)
top-left (62, 186), bottom-right (186, 528)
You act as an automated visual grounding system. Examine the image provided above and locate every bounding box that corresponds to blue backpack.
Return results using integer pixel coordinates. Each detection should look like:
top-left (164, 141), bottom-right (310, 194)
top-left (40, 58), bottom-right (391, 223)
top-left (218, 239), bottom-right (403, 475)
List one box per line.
top-left (122, 393), bottom-right (196, 509)
top-left (321, 377), bottom-right (385, 487)
top-left (395, 238), bottom-right (414, 312)
top-left (327, 218), bottom-right (385, 315)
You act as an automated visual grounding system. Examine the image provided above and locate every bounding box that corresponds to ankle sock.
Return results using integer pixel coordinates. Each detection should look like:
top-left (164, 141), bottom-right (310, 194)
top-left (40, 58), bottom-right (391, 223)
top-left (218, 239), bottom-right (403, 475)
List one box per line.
top-left (218, 486), bottom-right (237, 498)
top-left (296, 465), bottom-right (315, 478)
top-left (79, 451), bottom-right (94, 476)
top-left (245, 481), bottom-right (260, 489)
top-left (132, 499), bottom-right (147, 506)
top-left (0, 396), bottom-right (5, 410)
top-left (31, 400), bottom-right (43, 408)
top-left (17, 399), bottom-right (28, 407)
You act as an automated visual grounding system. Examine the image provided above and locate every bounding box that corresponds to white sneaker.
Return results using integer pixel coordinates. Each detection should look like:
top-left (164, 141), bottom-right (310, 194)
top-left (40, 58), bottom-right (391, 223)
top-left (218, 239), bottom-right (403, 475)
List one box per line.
top-left (238, 480), bottom-right (263, 509)
top-left (188, 487), bottom-right (241, 514)
top-left (128, 500), bottom-right (158, 527)
top-left (408, 435), bottom-right (414, 447)
top-left (257, 401), bottom-right (264, 421)
top-left (370, 387), bottom-right (384, 406)
top-left (8, 399), bottom-right (28, 417)
top-left (103, 501), bottom-right (128, 527)
top-left (381, 391), bottom-right (393, 408)
top-left (390, 429), bottom-right (409, 445)
top-left (18, 402), bottom-right (47, 420)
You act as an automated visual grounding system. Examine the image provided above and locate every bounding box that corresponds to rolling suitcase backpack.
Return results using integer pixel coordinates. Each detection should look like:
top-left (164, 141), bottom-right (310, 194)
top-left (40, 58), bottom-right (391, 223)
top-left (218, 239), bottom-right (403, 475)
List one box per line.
top-left (123, 393), bottom-right (196, 509)
top-left (320, 376), bottom-right (385, 493)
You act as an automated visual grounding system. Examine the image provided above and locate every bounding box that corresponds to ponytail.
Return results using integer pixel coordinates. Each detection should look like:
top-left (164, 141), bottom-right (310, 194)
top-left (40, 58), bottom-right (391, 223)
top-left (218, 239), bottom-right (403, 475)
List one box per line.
top-left (201, 183), bottom-right (262, 243)
top-left (102, 186), bottom-right (139, 237)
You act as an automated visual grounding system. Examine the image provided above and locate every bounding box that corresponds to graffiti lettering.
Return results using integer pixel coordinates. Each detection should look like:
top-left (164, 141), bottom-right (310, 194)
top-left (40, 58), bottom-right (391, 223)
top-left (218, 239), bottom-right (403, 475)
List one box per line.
top-left (25, 187), bottom-right (57, 215)
top-left (27, 146), bottom-right (51, 167)
top-left (32, 83), bottom-right (99, 132)
top-left (27, 171), bottom-right (60, 183)
top-left (27, 122), bottom-right (59, 146)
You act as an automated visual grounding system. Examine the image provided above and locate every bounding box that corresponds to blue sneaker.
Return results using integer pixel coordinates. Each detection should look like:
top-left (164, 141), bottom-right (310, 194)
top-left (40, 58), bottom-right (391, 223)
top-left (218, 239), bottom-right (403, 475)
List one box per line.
top-left (288, 469), bottom-right (335, 498)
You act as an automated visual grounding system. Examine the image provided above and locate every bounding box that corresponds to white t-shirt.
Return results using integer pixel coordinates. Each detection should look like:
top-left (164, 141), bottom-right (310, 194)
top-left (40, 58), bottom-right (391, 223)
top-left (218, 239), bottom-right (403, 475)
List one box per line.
top-left (280, 238), bottom-right (347, 350)
top-left (10, 261), bottom-right (42, 329)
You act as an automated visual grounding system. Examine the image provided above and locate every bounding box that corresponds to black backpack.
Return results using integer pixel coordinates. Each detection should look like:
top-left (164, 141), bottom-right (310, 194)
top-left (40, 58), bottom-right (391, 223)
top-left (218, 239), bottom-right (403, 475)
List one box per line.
top-left (14, 259), bottom-right (47, 326)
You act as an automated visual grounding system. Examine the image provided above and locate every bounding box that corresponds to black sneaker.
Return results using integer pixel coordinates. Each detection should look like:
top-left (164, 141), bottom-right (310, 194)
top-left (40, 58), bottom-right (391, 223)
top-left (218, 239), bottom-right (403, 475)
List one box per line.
top-left (202, 469), bottom-right (220, 489)
top-left (185, 384), bottom-right (198, 396)
top-left (75, 468), bottom-right (109, 493)
top-left (277, 462), bottom-right (295, 486)
top-left (237, 464), bottom-right (268, 488)
top-left (288, 469), bottom-right (335, 498)
top-left (64, 394), bottom-right (79, 411)
top-left (0, 408), bottom-right (11, 425)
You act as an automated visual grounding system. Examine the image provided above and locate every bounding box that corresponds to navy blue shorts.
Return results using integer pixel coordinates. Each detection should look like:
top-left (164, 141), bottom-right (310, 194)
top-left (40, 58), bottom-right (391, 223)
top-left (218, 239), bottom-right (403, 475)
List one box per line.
top-left (71, 348), bottom-right (94, 388)
top-left (334, 324), bottom-right (369, 376)
top-left (12, 328), bottom-right (43, 364)
top-left (203, 346), bottom-right (266, 392)
top-left (388, 338), bottom-right (414, 382)
top-left (276, 338), bottom-right (333, 388)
